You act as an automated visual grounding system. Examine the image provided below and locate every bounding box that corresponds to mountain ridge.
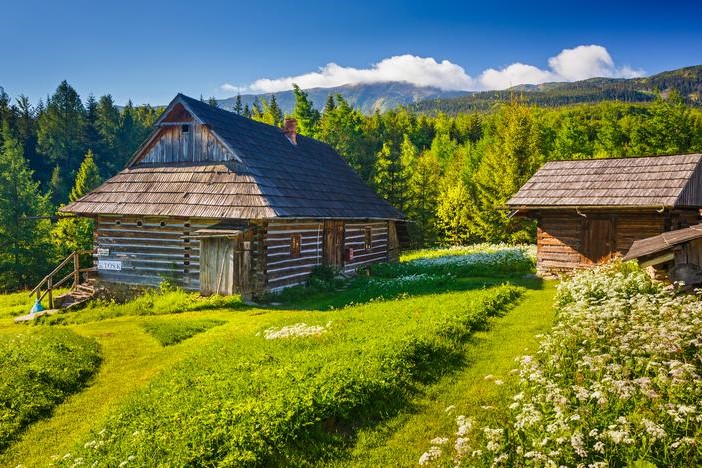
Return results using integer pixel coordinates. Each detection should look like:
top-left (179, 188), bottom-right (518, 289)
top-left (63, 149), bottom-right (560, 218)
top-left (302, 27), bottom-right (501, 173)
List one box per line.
top-left (214, 64), bottom-right (702, 115)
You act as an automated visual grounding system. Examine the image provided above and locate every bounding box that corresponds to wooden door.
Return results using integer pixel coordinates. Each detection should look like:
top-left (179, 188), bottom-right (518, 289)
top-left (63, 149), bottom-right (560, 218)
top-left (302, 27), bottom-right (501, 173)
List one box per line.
top-left (199, 237), bottom-right (236, 295)
top-left (581, 217), bottom-right (616, 265)
top-left (323, 220), bottom-right (345, 267)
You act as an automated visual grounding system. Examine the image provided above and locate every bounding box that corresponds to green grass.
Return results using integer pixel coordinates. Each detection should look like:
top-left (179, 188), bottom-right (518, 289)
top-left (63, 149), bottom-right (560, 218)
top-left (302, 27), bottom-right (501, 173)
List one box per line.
top-left (57, 285), bottom-right (524, 466)
top-left (0, 328), bottom-right (101, 452)
top-left (36, 287), bottom-right (247, 325)
top-left (142, 317), bottom-right (226, 346)
top-left (0, 244), bottom-right (556, 467)
top-left (331, 282), bottom-right (557, 466)
top-left (0, 289), bottom-right (69, 320)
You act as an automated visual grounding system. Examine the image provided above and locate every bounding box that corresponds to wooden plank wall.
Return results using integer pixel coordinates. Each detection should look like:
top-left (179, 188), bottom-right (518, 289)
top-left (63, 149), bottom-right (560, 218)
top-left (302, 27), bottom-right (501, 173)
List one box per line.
top-left (264, 220), bottom-right (392, 292)
top-left (94, 216), bottom-right (216, 290)
top-left (265, 220), bottom-right (324, 291)
top-left (140, 125), bottom-right (233, 164)
top-left (343, 222), bottom-right (389, 274)
top-left (536, 210), bottom-right (693, 276)
top-left (537, 213), bottom-right (583, 276)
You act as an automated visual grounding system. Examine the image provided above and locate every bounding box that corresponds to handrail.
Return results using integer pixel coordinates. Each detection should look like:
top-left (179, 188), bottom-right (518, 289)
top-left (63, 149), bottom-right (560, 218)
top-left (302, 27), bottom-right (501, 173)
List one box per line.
top-left (29, 250), bottom-right (94, 309)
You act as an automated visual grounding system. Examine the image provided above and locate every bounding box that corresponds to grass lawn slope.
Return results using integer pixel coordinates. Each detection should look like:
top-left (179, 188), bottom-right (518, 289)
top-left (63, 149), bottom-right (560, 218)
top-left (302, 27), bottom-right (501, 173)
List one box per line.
top-left (0, 244), bottom-right (543, 467)
top-left (0, 328), bottom-right (101, 452)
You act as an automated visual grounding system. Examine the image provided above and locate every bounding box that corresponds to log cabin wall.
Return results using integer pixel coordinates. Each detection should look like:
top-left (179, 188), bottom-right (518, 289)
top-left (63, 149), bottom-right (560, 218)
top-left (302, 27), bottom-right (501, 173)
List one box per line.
top-left (94, 215), bottom-right (218, 290)
top-left (264, 220), bottom-right (393, 292)
top-left (536, 209), bottom-right (700, 276)
top-left (343, 222), bottom-right (389, 274)
top-left (265, 220), bottom-right (324, 291)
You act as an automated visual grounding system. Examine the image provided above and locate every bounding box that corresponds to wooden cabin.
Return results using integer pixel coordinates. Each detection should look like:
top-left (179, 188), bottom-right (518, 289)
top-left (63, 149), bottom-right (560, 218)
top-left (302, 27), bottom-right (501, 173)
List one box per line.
top-left (507, 154), bottom-right (702, 276)
top-left (62, 94), bottom-right (405, 297)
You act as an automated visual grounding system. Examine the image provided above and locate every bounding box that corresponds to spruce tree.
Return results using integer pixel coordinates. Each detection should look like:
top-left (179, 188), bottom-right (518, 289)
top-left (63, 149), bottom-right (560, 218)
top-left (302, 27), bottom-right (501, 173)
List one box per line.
top-left (243, 104), bottom-right (251, 119)
top-left (53, 150), bottom-right (103, 257)
top-left (207, 97), bottom-right (218, 107)
top-left (234, 94), bottom-right (243, 115)
top-left (69, 150), bottom-right (102, 202)
top-left (323, 94), bottom-right (336, 114)
top-left (471, 100), bottom-right (543, 243)
top-left (436, 181), bottom-right (472, 246)
top-left (0, 124), bottom-right (53, 289)
top-left (373, 141), bottom-right (402, 206)
top-left (292, 84), bottom-right (320, 137)
top-left (37, 81), bottom-right (86, 192)
top-left (407, 151), bottom-right (441, 246)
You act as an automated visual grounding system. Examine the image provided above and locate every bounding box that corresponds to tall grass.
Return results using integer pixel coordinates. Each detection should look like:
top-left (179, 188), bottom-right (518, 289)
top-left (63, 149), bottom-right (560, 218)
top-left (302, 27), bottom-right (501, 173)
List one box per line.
top-left (38, 286), bottom-right (246, 325)
top-left (0, 329), bottom-right (101, 451)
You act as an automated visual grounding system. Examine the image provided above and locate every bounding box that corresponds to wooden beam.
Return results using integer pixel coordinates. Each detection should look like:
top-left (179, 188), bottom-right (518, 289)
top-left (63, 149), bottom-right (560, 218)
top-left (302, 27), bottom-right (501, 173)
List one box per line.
top-left (640, 252), bottom-right (675, 268)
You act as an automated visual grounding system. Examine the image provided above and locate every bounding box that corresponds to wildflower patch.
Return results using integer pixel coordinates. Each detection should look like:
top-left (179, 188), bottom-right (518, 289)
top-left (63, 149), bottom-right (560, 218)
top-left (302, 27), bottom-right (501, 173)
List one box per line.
top-left (427, 261), bottom-right (702, 466)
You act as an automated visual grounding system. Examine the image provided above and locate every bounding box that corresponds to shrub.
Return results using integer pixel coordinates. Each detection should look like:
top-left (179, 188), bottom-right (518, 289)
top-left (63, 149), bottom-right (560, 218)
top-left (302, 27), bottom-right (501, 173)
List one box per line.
top-left (375, 244), bottom-right (536, 279)
top-left (59, 285), bottom-right (524, 467)
top-left (438, 262), bottom-right (702, 467)
top-left (142, 318), bottom-right (226, 346)
top-left (39, 286), bottom-right (246, 325)
top-left (0, 328), bottom-right (101, 451)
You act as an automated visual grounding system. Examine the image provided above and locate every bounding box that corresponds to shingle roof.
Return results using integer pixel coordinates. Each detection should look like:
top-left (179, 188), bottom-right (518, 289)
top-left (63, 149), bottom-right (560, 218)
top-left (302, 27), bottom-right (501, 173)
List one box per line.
top-left (624, 224), bottom-right (702, 261)
top-left (63, 94), bottom-right (404, 220)
top-left (507, 154), bottom-right (702, 209)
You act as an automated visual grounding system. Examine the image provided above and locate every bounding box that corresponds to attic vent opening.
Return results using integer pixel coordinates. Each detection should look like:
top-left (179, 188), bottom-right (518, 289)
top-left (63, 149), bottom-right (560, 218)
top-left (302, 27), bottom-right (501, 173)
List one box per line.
top-left (181, 124), bottom-right (190, 133)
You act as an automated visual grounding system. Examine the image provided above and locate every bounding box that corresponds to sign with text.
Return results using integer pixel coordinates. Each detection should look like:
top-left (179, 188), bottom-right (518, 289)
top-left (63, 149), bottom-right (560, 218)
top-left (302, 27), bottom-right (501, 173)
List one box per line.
top-left (97, 260), bottom-right (122, 271)
top-left (97, 248), bottom-right (110, 256)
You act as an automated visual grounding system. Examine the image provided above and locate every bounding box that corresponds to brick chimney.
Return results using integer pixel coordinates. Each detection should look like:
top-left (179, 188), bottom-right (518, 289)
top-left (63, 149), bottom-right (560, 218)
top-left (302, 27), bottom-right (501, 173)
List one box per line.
top-left (283, 117), bottom-right (297, 145)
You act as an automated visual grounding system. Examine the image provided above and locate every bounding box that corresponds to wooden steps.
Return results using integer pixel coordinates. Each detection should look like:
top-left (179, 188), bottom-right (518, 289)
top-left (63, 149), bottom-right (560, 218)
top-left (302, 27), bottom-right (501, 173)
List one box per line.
top-left (14, 309), bottom-right (60, 323)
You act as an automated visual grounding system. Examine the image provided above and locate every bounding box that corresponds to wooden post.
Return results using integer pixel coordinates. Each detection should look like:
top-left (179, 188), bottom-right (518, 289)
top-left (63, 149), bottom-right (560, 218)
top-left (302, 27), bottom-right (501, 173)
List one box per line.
top-left (47, 277), bottom-right (54, 310)
top-left (73, 252), bottom-right (80, 289)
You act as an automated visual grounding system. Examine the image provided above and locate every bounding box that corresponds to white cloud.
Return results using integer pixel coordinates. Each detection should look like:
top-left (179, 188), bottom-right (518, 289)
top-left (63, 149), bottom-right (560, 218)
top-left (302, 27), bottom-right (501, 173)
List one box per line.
top-left (240, 55), bottom-right (475, 93)
top-left (221, 45), bottom-right (645, 94)
top-left (478, 63), bottom-right (555, 90)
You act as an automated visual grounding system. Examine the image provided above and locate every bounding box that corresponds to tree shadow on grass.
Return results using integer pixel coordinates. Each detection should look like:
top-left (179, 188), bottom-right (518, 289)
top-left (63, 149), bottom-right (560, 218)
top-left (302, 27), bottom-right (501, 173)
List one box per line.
top-left (265, 273), bottom-right (545, 312)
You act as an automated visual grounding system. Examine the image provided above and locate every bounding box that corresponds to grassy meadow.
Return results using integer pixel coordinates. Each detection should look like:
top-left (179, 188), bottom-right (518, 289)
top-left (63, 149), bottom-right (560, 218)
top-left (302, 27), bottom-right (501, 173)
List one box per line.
top-left (0, 244), bottom-right (553, 466)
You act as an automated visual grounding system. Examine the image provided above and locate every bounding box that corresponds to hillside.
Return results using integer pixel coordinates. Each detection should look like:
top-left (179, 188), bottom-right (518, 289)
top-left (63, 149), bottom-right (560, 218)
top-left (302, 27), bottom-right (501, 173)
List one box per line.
top-left (410, 65), bottom-right (702, 114)
top-left (216, 82), bottom-right (468, 114)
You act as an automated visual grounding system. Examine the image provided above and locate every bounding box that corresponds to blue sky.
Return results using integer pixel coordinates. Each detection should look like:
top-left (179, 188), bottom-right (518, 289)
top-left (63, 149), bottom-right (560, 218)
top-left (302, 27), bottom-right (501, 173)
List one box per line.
top-left (1, 0), bottom-right (701, 105)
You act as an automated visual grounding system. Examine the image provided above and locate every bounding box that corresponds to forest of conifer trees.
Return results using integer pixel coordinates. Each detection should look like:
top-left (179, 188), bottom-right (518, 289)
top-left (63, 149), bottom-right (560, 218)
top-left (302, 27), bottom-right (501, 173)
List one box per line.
top-left (1, 80), bottom-right (702, 290)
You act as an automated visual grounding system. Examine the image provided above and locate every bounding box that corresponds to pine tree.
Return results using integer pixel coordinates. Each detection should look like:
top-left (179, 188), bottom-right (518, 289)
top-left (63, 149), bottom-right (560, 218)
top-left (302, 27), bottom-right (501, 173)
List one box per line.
top-left (267, 95), bottom-right (284, 126)
top-left (49, 165), bottom-right (68, 205)
top-left (471, 100), bottom-right (543, 243)
top-left (436, 181), bottom-right (472, 246)
top-left (407, 151), bottom-right (441, 246)
top-left (234, 94), bottom-right (243, 115)
top-left (374, 141), bottom-right (403, 206)
top-left (69, 150), bottom-right (102, 202)
top-left (207, 97), bottom-right (218, 107)
top-left (95, 94), bottom-right (121, 175)
top-left (0, 123), bottom-right (53, 289)
top-left (53, 150), bottom-right (102, 257)
top-left (318, 95), bottom-right (372, 181)
top-left (37, 81), bottom-right (86, 201)
top-left (323, 94), bottom-right (336, 114)
top-left (292, 84), bottom-right (320, 137)
top-left (243, 104), bottom-right (251, 119)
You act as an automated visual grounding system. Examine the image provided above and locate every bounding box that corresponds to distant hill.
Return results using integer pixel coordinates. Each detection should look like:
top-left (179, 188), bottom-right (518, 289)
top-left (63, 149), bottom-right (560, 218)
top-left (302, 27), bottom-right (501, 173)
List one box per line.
top-left (410, 65), bottom-right (702, 114)
top-left (216, 82), bottom-right (469, 114)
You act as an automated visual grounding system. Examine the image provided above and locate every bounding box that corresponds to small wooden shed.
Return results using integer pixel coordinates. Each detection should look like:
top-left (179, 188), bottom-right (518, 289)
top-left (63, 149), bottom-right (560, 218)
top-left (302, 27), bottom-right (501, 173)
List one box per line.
top-left (507, 154), bottom-right (702, 276)
top-left (62, 94), bottom-right (405, 297)
top-left (623, 224), bottom-right (702, 285)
